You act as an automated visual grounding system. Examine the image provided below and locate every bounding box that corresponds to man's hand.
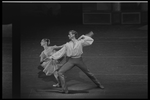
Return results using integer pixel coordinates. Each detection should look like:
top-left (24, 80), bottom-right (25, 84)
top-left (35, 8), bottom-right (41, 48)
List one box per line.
top-left (78, 31), bottom-right (94, 40)
top-left (85, 31), bottom-right (94, 37)
top-left (53, 45), bottom-right (57, 48)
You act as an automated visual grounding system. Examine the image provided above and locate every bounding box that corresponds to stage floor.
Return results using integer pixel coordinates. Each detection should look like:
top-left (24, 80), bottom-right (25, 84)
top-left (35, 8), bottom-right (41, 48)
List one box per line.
top-left (20, 23), bottom-right (147, 99)
top-left (23, 75), bottom-right (147, 99)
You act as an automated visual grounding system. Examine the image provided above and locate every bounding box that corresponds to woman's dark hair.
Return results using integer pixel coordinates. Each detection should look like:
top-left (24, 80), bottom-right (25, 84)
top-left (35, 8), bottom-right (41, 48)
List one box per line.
top-left (42, 38), bottom-right (50, 46)
top-left (69, 30), bottom-right (78, 38)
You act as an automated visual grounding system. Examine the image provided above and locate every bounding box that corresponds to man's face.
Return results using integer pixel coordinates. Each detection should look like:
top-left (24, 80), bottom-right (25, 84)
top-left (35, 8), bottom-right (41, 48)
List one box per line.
top-left (68, 32), bottom-right (75, 40)
top-left (41, 39), bottom-right (48, 46)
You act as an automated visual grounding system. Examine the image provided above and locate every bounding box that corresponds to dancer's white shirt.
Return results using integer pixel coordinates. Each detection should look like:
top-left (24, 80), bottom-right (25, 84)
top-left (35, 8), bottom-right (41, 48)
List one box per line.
top-left (50, 35), bottom-right (94, 60)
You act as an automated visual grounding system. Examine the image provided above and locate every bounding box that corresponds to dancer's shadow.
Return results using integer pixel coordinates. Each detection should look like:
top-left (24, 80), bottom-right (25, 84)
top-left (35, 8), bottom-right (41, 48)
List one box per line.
top-left (57, 90), bottom-right (89, 94)
top-left (35, 88), bottom-right (89, 94)
top-left (35, 82), bottom-right (96, 94)
top-left (37, 64), bottom-right (87, 84)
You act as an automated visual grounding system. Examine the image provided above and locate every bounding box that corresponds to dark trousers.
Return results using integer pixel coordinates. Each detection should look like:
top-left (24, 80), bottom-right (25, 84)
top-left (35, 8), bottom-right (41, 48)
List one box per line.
top-left (58, 57), bottom-right (101, 91)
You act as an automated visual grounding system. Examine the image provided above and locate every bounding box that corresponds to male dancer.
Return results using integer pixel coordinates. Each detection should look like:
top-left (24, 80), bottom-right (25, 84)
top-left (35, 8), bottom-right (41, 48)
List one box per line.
top-left (49, 30), bottom-right (104, 93)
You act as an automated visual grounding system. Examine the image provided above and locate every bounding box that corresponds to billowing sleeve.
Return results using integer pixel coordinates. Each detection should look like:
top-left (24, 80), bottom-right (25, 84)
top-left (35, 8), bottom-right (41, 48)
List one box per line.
top-left (51, 45), bottom-right (66, 60)
top-left (80, 35), bottom-right (94, 46)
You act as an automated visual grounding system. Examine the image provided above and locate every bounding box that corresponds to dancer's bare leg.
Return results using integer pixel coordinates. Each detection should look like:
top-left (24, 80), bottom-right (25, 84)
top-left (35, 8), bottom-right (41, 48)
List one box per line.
top-left (53, 71), bottom-right (61, 87)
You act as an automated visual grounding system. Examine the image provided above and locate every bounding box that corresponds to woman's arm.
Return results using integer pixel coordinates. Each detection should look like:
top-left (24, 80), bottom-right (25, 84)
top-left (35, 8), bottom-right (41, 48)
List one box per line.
top-left (53, 44), bottom-right (64, 49)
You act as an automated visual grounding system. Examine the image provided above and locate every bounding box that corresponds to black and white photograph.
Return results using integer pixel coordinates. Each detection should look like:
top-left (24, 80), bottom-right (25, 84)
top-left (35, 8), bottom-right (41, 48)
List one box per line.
top-left (2, 1), bottom-right (148, 99)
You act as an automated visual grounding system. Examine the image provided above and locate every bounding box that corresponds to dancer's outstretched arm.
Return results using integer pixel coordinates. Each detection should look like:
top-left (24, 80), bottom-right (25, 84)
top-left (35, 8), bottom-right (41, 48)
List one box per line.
top-left (53, 44), bottom-right (65, 49)
top-left (86, 31), bottom-right (94, 37)
top-left (78, 31), bottom-right (94, 46)
top-left (49, 45), bottom-right (66, 60)
top-left (78, 31), bottom-right (94, 40)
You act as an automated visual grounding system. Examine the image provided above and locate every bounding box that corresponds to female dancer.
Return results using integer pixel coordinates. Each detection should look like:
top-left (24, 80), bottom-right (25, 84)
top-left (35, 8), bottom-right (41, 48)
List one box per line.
top-left (38, 38), bottom-right (66, 87)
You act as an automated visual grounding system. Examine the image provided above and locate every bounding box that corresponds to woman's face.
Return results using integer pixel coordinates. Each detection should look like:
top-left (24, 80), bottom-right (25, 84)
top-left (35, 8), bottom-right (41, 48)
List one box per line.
top-left (40, 39), bottom-right (47, 46)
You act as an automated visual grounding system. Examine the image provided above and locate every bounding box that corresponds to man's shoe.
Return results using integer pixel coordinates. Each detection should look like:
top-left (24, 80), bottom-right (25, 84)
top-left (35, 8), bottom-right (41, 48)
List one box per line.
top-left (64, 90), bottom-right (69, 94)
top-left (97, 85), bottom-right (104, 89)
top-left (58, 89), bottom-right (69, 94)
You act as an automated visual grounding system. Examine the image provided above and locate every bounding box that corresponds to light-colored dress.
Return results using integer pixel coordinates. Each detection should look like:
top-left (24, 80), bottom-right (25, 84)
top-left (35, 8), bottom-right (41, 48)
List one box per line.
top-left (40, 47), bottom-right (58, 76)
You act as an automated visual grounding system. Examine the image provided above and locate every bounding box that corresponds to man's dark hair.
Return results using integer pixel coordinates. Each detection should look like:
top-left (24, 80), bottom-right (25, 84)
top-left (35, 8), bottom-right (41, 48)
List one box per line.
top-left (69, 30), bottom-right (78, 39)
